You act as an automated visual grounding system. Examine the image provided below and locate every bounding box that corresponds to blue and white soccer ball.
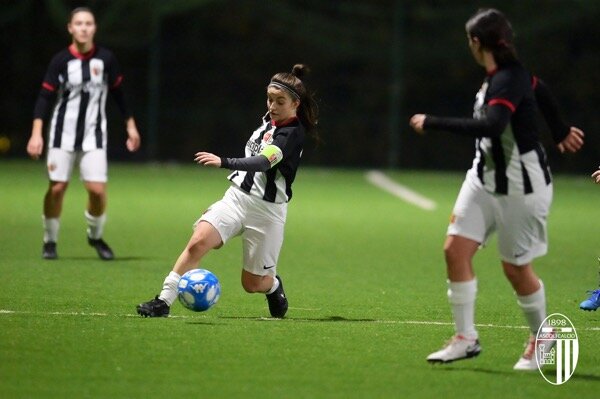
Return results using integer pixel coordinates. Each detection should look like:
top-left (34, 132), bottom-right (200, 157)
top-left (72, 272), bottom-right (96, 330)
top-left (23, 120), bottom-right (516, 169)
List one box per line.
top-left (177, 269), bottom-right (221, 312)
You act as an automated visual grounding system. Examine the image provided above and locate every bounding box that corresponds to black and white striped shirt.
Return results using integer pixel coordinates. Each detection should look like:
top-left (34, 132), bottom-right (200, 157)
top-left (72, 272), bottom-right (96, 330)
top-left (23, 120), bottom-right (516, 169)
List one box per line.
top-left (33, 44), bottom-right (130, 151)
top-left (227, 115), bottom-right (305, 203)
top-left (425, 62), bottom-right (561, 195)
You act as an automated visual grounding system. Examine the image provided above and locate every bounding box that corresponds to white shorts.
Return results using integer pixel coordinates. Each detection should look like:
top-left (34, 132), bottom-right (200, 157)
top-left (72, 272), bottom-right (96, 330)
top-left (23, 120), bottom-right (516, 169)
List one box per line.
top-left (447, 178), bottom-right (552, 265)
top-left (46, 148), bottom-right (107, 183)
top-left (196, 186), bottom-right (288, 276)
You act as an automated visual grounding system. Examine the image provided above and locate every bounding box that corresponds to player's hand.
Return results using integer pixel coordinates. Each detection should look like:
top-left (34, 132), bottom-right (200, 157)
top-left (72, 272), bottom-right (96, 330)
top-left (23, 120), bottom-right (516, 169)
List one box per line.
top-left (126, 131), bottom-right (141, 152)
top-left (27, 135), bottom-right (44, 160)
top-left (194, 152), bottom-right (221, 168)
top-left (592, 167), bottom-right (600, 184)
top-left (557, 126), bottom-right (584, 154)
top-left (409, 114), bottom-right (426, 134)
top-left (125, 117), bottom-right (141, 152)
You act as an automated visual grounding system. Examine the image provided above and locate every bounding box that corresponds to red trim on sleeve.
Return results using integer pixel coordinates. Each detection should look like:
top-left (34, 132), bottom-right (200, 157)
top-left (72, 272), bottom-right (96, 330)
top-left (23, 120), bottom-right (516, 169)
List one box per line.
top-left (488, 98), bottom-right (516, 113)
top-left (531, 75), bottom-right (538, 90)
top-left (42, 82), bottom-right (56, 92)
top-left (68, 44), bottom-right (97, 60)
top-left (111, 75), bottom-right (124, 89)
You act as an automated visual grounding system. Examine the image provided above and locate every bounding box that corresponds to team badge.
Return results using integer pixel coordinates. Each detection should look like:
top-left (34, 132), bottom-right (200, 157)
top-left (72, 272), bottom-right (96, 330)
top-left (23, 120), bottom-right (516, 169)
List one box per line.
top-left (536, 313), bottom-right (578, 385)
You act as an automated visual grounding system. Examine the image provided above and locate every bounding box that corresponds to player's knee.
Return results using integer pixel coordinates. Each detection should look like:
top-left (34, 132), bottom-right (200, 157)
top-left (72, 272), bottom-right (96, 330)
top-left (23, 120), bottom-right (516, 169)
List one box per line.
top-left (48, 182), bottom-right (67, 198)
top-left (444, 243), bottom-right (460, 264)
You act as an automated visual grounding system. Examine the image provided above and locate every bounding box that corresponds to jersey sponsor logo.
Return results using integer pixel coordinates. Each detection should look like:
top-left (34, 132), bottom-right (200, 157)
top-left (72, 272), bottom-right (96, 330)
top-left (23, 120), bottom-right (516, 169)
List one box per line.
top-left (246, 139), bottom-right (262, 155)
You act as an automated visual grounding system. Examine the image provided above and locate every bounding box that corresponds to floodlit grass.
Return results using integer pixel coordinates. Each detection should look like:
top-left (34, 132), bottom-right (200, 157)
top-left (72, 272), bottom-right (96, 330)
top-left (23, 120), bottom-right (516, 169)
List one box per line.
top-left (1, 160), bottom-right (598, 398)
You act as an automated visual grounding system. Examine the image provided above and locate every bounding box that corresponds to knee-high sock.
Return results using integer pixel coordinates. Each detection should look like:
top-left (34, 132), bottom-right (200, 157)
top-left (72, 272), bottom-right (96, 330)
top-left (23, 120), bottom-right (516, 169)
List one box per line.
top-left (516, 280), bottom-right (546, 335)
top-left (448, 279), bottom-right (478, 339)
top-left (159, 271), bottom-right (181, 306)
top-left (43, 216), bottom-right (60, 243)
top-left (85, 211), bottom-right (106, 240)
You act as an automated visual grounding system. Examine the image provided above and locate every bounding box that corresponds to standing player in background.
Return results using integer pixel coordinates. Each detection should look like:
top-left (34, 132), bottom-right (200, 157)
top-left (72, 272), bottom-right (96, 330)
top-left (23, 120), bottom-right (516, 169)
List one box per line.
top-left (136, 64), bottom-right (319, 318)
top-left (26, 7), bottom-right (141, 260)
top-left (579, 169), bottom-right (600, 311)
top-left (409, 8), bottom-right (584, 370)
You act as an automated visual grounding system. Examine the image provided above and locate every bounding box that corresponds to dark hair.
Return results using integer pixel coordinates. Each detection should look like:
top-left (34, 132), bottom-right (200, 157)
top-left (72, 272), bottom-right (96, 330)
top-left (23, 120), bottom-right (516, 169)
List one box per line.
top-left (465, 8), bottom-right (518, 66)
top-left (69, 7), bottom-right (95, 23)
top-left (270, 64), bottom-right (319, 139)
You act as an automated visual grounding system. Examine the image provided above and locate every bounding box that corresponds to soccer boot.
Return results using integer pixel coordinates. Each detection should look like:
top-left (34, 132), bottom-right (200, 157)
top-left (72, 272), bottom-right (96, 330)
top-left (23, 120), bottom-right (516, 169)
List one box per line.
top-left (136, 296), bottom-right (170, 317)
top-left (266, 275), bottom-right (288, 318)
top-left (426, 334), bottom-right (481, 363)
top-left (88, 237), bottom-right (114, 260)
top-left (42, 241), bottom-right (58, 260)
top-left (514, 333), bottom-right (557, 371)
top-left (580, 289), bottom-right (600, 311)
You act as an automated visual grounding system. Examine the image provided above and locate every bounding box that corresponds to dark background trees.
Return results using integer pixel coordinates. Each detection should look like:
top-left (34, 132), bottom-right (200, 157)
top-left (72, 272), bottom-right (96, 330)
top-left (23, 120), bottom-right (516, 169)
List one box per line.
top-left (1, 0), bottom-right (598, 173)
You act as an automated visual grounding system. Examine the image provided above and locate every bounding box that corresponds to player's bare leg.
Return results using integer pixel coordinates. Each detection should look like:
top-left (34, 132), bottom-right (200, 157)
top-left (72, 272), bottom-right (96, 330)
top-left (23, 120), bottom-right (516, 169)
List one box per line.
top-left (42, 181), bottom-right (68, 259)
top-left (503, 261), bottom-right (548, 370)
top-left (84, 181), bottom-right (113, 260)
top-left (137, 221), bottom-right (222, 317)
top-left (427, 235), bottom-right (481, 363)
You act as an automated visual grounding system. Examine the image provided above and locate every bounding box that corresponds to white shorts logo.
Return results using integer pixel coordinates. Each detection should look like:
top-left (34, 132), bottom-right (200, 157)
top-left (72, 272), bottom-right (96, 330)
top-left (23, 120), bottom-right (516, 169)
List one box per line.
top-left (536, 313), bottom-right (578, 385)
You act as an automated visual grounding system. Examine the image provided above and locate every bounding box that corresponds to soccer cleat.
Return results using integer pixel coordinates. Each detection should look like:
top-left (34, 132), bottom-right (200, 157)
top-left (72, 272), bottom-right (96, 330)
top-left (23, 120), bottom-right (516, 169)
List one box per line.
top-left (266, 275), bottom-right (288, 318)
top-left (88, 237), bottom-right (114, 260)
top-left (513, 333), bottom-right (556, 371)
top-left (136, 296), bottom-right (170, 317)
top-left (42, 241), bottom-right (58, 260)
top-left (426, 335), bottom-right (481, 364)
top-left (580, 289), bottom-right (600, 311)
top-left (513, 335), bottom-right (538, 370)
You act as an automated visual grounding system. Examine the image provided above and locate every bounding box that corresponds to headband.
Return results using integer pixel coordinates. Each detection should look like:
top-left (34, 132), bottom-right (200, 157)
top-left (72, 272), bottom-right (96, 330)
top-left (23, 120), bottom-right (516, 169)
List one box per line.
top-left (268, 81), bottom-right (301, 100)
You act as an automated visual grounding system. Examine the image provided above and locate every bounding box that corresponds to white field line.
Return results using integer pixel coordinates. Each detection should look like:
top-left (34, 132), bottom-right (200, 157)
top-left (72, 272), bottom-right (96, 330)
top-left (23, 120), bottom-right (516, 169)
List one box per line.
top-left (2, 309), bottom-right (599, 331)
top-left (366, 170), bottom-right (437, 211)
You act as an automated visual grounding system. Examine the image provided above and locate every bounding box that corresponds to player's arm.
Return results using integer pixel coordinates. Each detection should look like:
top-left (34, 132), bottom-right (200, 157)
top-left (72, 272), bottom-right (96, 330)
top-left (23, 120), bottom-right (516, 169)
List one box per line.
top-left (195, 145), bottom-right (283, 172)
top-left (420, 105), bottom-right (512, 138)
top-left (28, 71), bottom-right (58, 159)
top-left (533, 77), bottom-right (583, 153)
top-left (108, 53), bottom-right (141, 152)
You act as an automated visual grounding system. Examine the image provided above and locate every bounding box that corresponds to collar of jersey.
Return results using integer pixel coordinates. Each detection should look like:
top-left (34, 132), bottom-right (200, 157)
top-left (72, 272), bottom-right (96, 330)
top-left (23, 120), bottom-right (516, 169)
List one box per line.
top-left (271, 116), bottom-right (298, 127)
top-left (69, 44), bottom-right (97, 60)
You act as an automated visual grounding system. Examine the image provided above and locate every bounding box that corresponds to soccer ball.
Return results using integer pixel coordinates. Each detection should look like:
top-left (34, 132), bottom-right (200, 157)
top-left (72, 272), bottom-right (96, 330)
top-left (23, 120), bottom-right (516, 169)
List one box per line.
top-left (177, 269), bottom-right (221, 312)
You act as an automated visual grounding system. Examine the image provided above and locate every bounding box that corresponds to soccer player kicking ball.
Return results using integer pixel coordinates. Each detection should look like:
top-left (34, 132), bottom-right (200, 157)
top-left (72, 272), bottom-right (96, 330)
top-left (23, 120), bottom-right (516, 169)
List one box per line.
top-left (137, 64), bottom-right (319, 319)
top-left (409, 8), bottom-right (583, 370)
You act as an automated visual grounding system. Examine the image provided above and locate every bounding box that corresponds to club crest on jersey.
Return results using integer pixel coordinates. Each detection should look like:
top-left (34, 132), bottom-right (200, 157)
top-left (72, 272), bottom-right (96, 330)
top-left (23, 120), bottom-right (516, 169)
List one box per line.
top-left (92, 66), bottom-right (101, 76)
top-left (262, 128), bottom-right (275, 144)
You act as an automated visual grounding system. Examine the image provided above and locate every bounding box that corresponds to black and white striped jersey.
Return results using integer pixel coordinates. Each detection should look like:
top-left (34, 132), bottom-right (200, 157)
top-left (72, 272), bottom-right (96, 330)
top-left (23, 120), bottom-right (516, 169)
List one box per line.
top-left (227, 115), bottom-right (305, 203)
top-left (33, 44), bottom-right (130, 151)
top-left (425, 62), bottom-right (555, 195)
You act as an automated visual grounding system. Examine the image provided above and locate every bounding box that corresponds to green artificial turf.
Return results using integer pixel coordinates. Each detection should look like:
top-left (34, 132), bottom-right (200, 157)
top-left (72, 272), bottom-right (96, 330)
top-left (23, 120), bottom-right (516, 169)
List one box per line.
top-left (1, 160), bottom-right (598, 398)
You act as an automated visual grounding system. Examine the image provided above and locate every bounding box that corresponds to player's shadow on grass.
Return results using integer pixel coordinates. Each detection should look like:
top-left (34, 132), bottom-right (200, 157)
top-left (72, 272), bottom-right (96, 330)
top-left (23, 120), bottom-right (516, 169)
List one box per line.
top-left (57, 256), bottom-right (151, 261)
top-left (433, 366), bottom-right (600, 381)
top-left (219, 315), bottom-right (377, 322)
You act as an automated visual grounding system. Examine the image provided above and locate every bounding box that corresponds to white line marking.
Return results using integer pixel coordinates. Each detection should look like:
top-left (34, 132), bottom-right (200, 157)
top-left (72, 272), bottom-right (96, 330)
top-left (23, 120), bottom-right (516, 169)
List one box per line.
top-left (2, 309), bottom-right (599, 331)
top-left (366, 170), bottom-right (437, 210)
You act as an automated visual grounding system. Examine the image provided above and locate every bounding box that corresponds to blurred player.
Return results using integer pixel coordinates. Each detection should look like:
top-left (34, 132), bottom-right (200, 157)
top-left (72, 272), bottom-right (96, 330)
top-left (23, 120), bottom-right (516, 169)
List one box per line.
top-left (409, 8), bottom-right (584, 370)
top-left (27, 7), bottom-right (141, 260)
top-left (136, 64), bottom-right (319, 318)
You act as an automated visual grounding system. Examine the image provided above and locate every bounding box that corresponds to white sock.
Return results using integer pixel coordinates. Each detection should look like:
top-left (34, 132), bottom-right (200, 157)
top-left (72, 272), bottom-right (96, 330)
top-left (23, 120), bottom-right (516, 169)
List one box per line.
top-left (159, 271), bottom-right (181, 306)
top-left (43, 216), bottom-right (60, 243)
top-left (266, 276), bottom-right (279, 295)
top-left (516, 280), bottom-right (546, 335)
top-left (448, 279), bottom-right (478, 339)
top-left (85, 211), bottom-right (106, 240)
